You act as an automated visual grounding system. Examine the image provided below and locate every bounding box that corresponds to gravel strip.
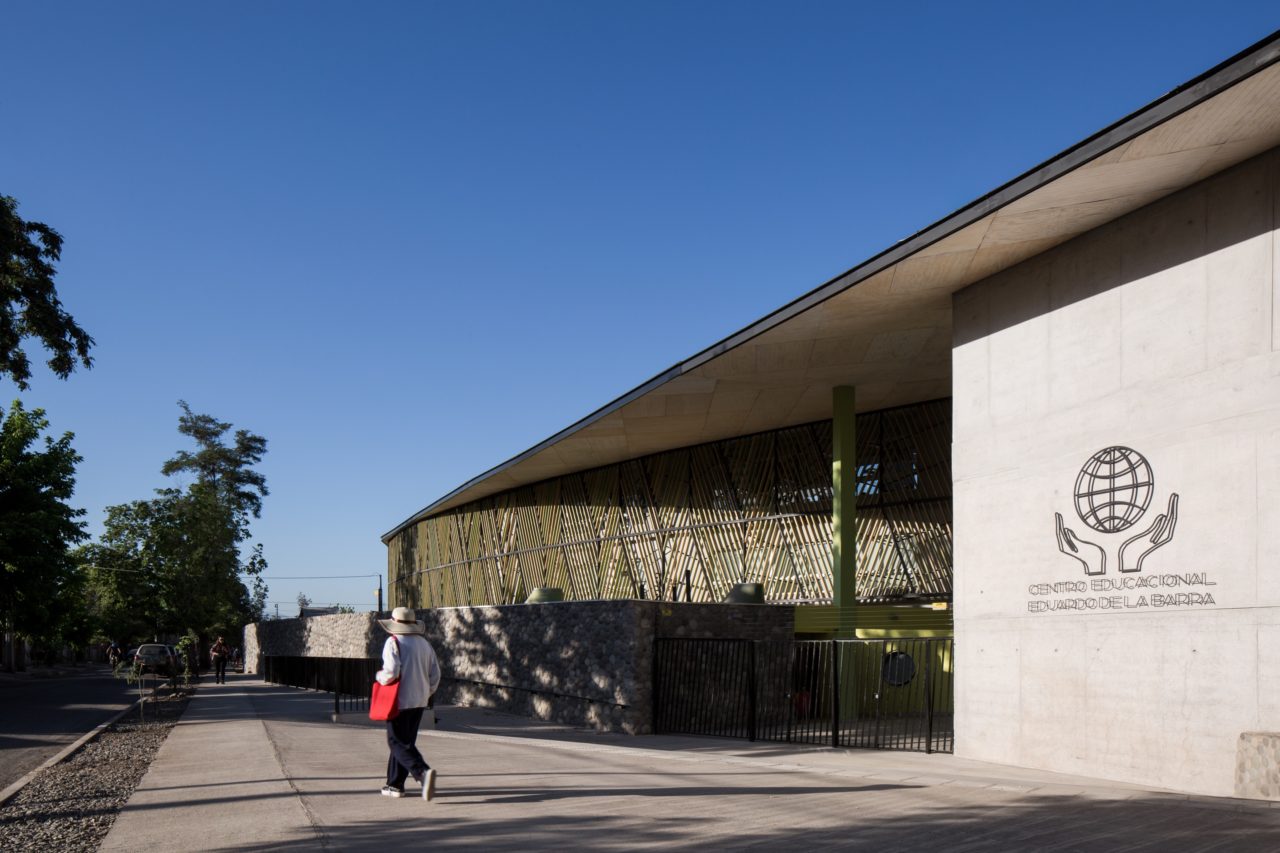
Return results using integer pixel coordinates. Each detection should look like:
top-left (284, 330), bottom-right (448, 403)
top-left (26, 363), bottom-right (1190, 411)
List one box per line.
top-left (0, 691), bottom-right (190, 852)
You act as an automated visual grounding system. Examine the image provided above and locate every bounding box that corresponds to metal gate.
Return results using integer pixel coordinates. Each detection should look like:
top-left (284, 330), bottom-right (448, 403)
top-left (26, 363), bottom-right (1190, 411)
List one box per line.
top-left (653, 638), bottom-right (953, 753)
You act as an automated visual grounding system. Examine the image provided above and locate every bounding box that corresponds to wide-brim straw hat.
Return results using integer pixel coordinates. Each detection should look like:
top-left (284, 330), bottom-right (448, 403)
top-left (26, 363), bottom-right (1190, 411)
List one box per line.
top-left (378, 606), bottom-right (425, 635)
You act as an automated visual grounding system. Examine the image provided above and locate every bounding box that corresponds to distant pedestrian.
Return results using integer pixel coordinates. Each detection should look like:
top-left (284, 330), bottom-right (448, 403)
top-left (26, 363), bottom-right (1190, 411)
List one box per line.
top-left (374, 607), bottom-right (441, 801)
top-left (210, 636), bottom-right (230, 684)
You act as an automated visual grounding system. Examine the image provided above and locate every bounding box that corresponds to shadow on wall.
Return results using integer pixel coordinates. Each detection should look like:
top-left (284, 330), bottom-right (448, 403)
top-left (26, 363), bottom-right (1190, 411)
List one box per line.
top-left (418, 600), bottom-right (795, 734)
top-left (421, 600), bottom-right (653, 734)
top-left (248, 601), bottom-right (794, 734)
top-left (953, 148), bottom-right (1278, 346)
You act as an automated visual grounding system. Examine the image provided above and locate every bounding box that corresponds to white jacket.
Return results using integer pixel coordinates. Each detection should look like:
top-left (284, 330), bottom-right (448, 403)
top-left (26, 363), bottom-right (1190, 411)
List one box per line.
top-left (375, 634), bottom-right (441, 710)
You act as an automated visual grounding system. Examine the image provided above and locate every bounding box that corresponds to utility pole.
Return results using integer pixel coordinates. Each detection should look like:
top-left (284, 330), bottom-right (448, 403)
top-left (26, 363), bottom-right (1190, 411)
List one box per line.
top-left (275, 603), bottom-right (279, 619)
top-left (376, 575), bottom-right (383, 614)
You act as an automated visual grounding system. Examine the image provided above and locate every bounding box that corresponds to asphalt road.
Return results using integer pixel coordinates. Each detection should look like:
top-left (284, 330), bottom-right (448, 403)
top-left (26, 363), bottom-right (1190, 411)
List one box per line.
top-left (0, 667), bottom-right (137, 790)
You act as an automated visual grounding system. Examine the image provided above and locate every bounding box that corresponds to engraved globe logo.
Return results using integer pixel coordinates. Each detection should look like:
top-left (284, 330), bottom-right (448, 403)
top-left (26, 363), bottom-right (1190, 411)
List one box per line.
top-left (1072, 446), bottom-right (1154, 533)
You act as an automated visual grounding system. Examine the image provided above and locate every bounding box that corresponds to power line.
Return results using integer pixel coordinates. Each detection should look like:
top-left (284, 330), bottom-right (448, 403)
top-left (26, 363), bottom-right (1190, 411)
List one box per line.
top-left (261, 572), bottom-right (386, 612)
top-left (267, 602), bottom-right (378, 607)
top-left (256, 574), bottom-right (381, 580)
top-left (88, 568), bottom-right (382, 581)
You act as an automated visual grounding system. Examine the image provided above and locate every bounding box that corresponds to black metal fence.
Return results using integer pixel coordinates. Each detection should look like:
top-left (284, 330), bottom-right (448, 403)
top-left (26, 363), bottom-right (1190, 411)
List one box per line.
top-left (653, 638), bottom-right (954, 753)
top-left (262, 655), bottom-right (380, 715)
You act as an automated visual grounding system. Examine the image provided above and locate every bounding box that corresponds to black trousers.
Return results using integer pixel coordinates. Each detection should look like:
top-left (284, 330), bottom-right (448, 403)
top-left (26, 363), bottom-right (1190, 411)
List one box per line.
top-left (214, 656), bottom-right (227, 683)
top-left (386, 706), bottom-right (429, 789)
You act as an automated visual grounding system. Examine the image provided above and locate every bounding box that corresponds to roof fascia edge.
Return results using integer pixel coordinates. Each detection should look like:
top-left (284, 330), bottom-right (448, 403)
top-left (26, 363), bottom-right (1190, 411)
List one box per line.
top-left (382, 30), bottom-right (1280, 544)
top-left (380, 364), bottom-right (683, 541)
top-left (678, 31), bottom-right (1280, 372)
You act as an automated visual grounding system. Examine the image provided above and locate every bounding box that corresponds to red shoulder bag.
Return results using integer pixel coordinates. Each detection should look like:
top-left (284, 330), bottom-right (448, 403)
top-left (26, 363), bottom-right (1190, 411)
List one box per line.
top-left (369, 636), bottom-right (401, 721)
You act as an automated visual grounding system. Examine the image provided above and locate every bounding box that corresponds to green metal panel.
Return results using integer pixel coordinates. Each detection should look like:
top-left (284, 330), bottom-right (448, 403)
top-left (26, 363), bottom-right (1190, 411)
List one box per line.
top-left (831, 386), bottom-right (857, 637)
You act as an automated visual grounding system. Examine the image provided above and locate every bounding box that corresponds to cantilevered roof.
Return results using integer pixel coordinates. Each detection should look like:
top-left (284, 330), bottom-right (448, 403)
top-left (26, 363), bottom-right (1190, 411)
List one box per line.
top-left (384, 30), bottom-right (1280, 543)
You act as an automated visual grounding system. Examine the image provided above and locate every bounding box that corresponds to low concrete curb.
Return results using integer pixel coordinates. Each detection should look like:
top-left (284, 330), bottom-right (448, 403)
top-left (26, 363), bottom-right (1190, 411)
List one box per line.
top-left (0, 698), bottom-right (142, 808)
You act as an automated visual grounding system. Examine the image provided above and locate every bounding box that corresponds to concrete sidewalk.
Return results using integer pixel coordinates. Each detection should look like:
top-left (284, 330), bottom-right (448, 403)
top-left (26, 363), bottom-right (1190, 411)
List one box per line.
top-left (101, 675), bottom-right (1280, 852)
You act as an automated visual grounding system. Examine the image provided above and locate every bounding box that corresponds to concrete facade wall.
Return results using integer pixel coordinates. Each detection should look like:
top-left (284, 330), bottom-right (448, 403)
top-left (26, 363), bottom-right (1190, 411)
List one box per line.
top-left (951, 147), bottom-right (1280, 796)
top-left (244, 601), bottom-right (794, 735)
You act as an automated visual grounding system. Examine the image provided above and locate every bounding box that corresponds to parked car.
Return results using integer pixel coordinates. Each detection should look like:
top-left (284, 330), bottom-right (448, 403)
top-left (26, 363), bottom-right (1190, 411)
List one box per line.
top-left (134, 643), bottom-right (175, 677)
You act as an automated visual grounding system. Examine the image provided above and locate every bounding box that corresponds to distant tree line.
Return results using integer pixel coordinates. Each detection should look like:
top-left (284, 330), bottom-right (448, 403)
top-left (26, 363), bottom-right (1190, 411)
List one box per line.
top-left (0, 195), bottom-right (269, 667)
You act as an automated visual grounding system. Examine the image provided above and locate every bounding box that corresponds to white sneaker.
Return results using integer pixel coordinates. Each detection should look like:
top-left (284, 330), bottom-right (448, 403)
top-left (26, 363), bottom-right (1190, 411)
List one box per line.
top-left (381, 786), bottom-right (405, 798)
top-left (422, 768), bottom-right (436, 801)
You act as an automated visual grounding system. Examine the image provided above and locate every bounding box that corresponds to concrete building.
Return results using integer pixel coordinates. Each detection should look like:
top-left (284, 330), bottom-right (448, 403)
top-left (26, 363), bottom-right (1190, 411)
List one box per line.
top-left (384, 32), bottom-right (1280, 797)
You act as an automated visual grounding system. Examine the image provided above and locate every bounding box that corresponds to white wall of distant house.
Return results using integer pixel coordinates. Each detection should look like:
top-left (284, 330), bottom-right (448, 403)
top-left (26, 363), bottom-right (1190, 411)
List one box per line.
top-left (951, 146), bottom-right (1280, 797)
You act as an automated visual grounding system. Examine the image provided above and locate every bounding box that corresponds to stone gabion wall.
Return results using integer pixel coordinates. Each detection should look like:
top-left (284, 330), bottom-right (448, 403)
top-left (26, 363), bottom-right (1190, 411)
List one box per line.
top-left (243, 612), bottom-right (380, 673)
top-left (245, 601), bottom-right (794, 734)
top-left (1237, 733), bottom-right (1280, 800)
top-left (423, 600), bottom-right (654, 733)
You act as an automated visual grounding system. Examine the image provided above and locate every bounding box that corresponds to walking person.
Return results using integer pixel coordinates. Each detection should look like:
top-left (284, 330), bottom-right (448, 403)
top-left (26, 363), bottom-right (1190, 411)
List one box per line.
top-left (375, 607), bottom-right (441, 800)
top-left (210, 636), bottom-right (230, 684)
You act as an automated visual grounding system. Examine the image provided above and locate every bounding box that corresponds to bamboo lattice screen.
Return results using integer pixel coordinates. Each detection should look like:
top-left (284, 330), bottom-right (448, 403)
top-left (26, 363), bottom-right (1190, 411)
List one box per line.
top-left (388, 398), bottom-right (951, 608)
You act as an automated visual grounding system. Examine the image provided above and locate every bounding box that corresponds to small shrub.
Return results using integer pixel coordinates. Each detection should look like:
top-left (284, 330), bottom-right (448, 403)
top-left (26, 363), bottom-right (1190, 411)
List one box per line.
top-left (174, 630), bottom-right (199, 686)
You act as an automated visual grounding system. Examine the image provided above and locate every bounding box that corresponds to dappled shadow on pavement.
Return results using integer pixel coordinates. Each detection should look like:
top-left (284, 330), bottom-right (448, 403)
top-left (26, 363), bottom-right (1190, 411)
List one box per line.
top-left (186, 679), bottom-right (1280, 853)
top-left (206, 791), bottom-right (1280, 853)
top-left (436, 780), bottom-right (913, 805)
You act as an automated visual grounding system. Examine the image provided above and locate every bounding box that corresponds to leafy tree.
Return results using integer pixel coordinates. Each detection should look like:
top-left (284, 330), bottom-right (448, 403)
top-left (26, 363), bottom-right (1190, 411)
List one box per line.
top-left (83, 403), bottom-right (269, 644)
top-left (0, 196), bottom-right (94, 390)
top-left (83, 490), bottom-right (199, 641)
top-left (0, 401), bottom-right (87, 664)
top-left (244, 544), bottom-right (268, 622)
top-left (163, 401), bottom-right (267, 522)
top-left (296, 592), bottom-right (311, 613)
top-left (79, 548), bottom-right (153, 645)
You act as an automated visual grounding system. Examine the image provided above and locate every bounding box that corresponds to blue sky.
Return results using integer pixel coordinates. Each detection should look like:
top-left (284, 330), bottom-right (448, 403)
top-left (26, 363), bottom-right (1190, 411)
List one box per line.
top-left (3, 3), bottom-right (1277, 613)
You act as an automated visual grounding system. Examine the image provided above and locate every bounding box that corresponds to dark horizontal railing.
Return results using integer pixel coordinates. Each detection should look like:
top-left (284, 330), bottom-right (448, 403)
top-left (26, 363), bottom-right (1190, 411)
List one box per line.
top-left (441, 675), bottom-right (629, 709)
top-left (262, 657), bottom-right (630, 717)
top-left (262, 655), bottom-right (380, 716)
top-left (654, 638), bottom-right (954, 754)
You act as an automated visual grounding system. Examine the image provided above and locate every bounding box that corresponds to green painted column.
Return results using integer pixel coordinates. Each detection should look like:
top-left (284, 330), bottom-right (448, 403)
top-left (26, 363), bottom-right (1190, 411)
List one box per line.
top-left (832, 385), bottom-right (857, 638)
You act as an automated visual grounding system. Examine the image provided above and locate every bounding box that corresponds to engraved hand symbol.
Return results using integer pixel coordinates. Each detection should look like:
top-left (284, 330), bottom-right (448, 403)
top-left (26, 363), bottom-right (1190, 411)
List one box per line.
top-left (1118, 493), bottom-right (1178, 573)
top-left (1056, 512), bottom-right (1106, 576)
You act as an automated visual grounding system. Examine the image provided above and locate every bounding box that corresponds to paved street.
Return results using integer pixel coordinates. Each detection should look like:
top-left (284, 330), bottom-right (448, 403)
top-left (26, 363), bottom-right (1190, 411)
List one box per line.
top-left (100, 676), bottom-right (1280, 852)
top-left (0, 666), bottom-right (136, 789)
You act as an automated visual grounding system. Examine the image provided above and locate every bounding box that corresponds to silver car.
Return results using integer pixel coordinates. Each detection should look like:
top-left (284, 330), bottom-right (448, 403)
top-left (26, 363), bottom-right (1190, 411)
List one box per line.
top-left (134, 643), bottom-right (175, 677)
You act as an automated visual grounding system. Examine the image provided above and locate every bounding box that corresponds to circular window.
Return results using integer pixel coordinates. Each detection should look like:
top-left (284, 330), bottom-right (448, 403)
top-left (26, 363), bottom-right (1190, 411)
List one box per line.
top-left (881, 650), bottom-right (916, 687)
